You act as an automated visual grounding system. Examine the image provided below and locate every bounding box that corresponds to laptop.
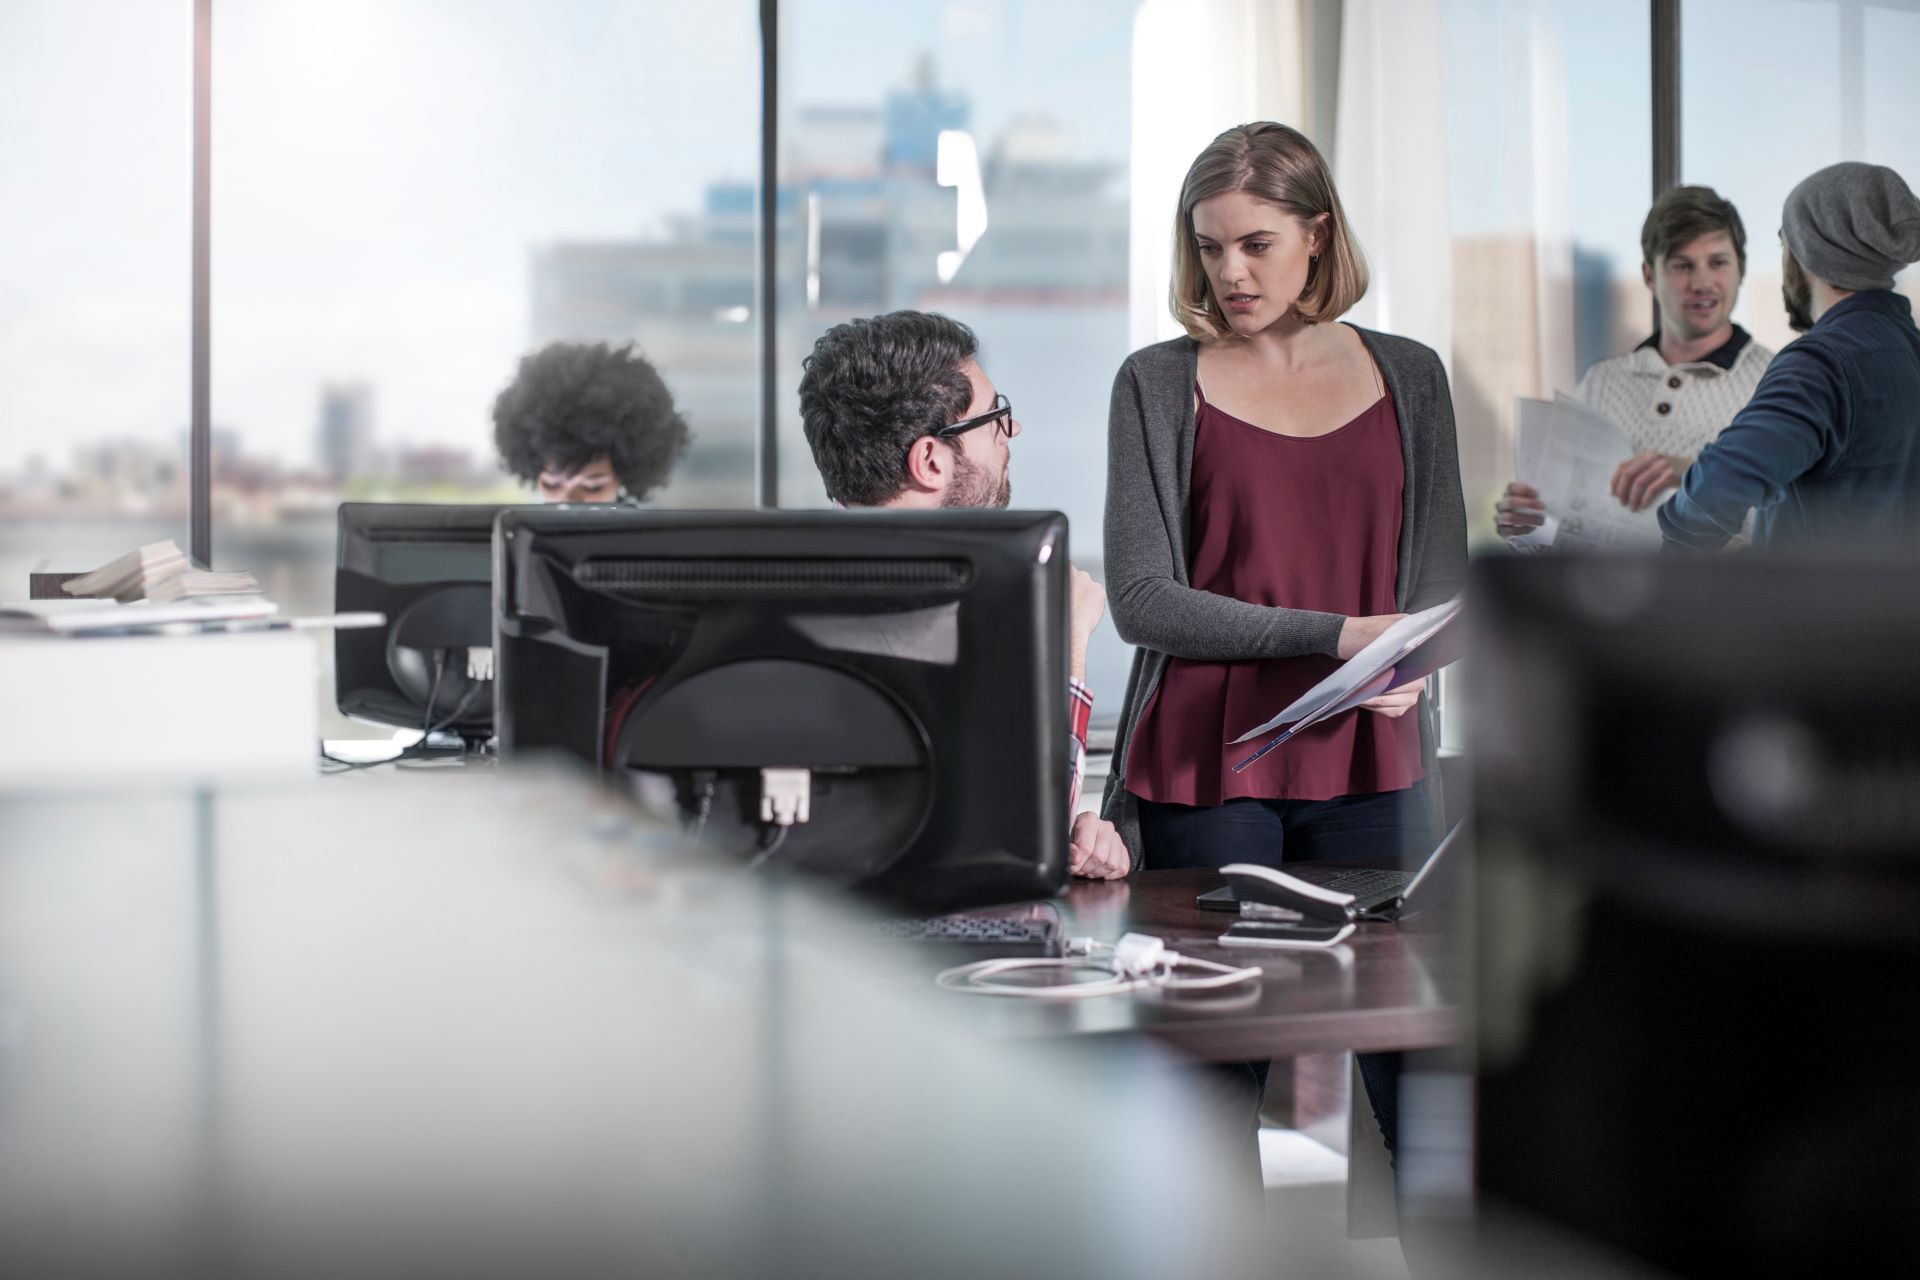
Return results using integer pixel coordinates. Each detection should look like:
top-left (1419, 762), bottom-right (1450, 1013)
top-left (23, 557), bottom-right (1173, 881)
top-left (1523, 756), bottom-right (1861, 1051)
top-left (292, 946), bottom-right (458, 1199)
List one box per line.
top-left (1197, 820), bottom-right (1465, 923)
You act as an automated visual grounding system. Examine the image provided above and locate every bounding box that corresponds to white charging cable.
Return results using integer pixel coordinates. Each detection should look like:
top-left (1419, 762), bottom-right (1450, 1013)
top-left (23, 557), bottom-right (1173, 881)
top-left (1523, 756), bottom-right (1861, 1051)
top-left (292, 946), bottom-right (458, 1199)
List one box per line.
top-left (934, 931), bottom-right (1263, 1001)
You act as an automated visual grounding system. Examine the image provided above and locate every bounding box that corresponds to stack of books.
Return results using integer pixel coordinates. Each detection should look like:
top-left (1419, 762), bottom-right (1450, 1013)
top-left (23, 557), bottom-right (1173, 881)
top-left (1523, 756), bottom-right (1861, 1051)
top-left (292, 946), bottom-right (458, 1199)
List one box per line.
top-left (5, 541), bottom-right (388, 639)
top-left (60, 540), bottom-right (261, 603)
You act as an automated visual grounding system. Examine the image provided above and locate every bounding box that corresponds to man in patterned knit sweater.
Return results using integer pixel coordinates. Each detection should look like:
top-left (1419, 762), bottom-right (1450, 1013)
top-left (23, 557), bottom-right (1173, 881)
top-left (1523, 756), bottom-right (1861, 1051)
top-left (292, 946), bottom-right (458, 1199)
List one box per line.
top-left (1497, 185), bottom-right (1774, 541)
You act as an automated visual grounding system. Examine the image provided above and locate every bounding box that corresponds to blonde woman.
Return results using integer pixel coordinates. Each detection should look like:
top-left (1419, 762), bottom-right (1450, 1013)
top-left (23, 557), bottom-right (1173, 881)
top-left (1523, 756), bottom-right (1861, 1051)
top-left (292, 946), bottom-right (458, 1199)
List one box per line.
top-left (1099, 122), bottom-right (1467, 1158)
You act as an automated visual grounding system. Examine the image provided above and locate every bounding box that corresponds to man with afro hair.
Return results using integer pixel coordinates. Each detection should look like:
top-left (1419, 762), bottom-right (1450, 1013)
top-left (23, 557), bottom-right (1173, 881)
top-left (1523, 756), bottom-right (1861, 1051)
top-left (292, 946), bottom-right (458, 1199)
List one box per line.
top-left (492, 342), bottom-right (691, 504)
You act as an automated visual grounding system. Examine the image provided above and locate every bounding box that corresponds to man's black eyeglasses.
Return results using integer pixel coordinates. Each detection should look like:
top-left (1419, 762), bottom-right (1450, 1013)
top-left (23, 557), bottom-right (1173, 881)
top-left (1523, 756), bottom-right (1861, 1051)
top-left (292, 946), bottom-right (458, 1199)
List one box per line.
top-left (932, 393), bottom-right (1014, 442)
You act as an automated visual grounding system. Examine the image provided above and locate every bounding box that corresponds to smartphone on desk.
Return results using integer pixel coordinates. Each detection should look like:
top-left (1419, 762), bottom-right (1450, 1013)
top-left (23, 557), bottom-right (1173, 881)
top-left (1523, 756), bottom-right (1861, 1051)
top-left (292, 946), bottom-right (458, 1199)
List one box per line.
top-left (1219, 919), bottom-right (1354, 948)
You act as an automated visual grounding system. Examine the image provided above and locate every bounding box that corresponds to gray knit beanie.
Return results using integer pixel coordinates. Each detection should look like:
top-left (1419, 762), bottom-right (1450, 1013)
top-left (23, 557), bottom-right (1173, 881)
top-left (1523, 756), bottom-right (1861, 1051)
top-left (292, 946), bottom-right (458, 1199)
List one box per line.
top-left (1781, 161), bottom-right (1920, 292)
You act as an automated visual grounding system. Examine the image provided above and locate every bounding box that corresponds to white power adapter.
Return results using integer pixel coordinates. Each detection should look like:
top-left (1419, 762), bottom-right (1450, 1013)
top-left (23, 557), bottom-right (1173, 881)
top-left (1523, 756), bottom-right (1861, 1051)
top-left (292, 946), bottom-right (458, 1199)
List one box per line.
top-left (1111, 932), bottom-right (1168, 977)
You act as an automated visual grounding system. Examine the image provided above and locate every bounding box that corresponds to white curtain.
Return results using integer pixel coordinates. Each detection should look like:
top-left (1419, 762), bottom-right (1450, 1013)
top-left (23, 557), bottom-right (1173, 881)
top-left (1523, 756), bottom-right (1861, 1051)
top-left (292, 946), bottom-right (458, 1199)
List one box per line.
top-left (1332, 0), bottom-right (1455, 367)
top-left (1128, 0), bottom-right (1307, 351)
top-left (1516, 1), bottom-right (1578, 400)
top-left (1341, 0), bottom-right (1581, 508)
top-left (1127, 0), bottom-right (1585, 505)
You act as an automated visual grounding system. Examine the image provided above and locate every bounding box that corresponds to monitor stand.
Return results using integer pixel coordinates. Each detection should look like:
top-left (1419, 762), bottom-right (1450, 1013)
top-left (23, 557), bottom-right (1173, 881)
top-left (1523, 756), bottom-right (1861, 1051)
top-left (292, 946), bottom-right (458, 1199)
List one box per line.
top-left (396, 729), bottom-right (496, 768)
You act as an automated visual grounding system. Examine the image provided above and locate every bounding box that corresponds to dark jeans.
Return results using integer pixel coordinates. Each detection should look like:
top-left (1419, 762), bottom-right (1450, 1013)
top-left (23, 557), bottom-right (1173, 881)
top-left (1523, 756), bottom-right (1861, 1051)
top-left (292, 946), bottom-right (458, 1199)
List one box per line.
top-left (1137, 784), bottom-right (1433, 1166)
top-left (1135, 784), bottom-right (1433, 871)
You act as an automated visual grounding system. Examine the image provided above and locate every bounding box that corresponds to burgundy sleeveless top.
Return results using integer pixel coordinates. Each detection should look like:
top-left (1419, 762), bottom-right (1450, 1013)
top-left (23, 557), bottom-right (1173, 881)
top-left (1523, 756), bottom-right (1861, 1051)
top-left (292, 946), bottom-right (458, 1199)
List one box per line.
top-left (1124, 383), bottom-right (1424, 806)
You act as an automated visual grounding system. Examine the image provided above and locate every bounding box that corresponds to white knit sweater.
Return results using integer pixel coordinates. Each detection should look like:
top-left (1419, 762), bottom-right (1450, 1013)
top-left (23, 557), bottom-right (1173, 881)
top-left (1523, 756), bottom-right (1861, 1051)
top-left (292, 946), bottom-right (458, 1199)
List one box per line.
top-left (1575, 328), bottom-right (1775, 462)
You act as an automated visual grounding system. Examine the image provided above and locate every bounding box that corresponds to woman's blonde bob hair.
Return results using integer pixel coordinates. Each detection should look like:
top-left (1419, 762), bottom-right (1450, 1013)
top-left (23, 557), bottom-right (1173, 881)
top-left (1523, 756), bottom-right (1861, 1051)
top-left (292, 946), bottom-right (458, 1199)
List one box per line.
top-left (1169, 122), bottom-right (1369, 340)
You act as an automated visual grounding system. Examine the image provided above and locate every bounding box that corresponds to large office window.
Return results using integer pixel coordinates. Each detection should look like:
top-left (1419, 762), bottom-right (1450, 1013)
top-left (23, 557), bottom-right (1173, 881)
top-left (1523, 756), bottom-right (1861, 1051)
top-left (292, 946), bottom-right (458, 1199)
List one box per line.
top-left (775, 0), bottom-right (1139, 713)
top-left (1346, 0), bottom-right (1644, 751)
top-left (0, 1), bottom-right (192, 592)
top-left (1683, 0), bottom-right (1920, 354)
top-left (27, 2), bottom-right (1866, 754)
top-left (1438, 0), bottom-right (1652, 541)
top-left (207, 4), bottom-right (761, 568)
top-left (209, 1), bottom-right (760, 731)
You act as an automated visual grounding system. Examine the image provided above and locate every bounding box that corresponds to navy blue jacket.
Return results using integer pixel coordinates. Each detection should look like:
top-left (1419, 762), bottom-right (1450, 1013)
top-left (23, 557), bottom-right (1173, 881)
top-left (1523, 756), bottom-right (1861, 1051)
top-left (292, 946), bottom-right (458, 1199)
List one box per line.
top-left (1658, 289), bottom-right (1920, 550)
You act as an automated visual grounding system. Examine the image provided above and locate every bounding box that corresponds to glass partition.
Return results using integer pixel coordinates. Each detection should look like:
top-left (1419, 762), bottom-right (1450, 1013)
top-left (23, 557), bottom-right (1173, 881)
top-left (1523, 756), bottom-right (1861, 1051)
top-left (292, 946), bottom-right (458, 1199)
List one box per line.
top-left (776, 0), bottom-right (1140, 718)
top-left (1683, 0), bottom-right (1920, 354)
top-left (0, 1), bottom-right (192, 593)
top-left (210, 1), bottom-right (761, 734)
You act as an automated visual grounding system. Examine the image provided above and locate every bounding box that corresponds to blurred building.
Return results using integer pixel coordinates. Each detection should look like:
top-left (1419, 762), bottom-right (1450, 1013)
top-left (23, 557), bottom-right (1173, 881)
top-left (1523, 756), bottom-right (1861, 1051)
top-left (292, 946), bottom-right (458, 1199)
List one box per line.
top-left (317, 381), bottom-right (376, 484)
top-left (1451, 235), bottom-right (1546, 524)
top-left (390, 443), bottom-right (495, 490)
top-left (5, 438), bottom-right (191, 516)
top-left (528, 61), bottom-right (1129, 508)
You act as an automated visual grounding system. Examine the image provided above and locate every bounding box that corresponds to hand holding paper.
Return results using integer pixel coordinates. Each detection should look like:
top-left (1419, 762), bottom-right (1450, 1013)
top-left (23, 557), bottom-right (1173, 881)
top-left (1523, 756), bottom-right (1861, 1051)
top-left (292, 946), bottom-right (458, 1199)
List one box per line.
top-left (1355, 679), bottom-right (1424, 717)
top-left (1512, 396), bottom-right (1663, 551)
top-left (1228, 596), bottom-right (1463, 773)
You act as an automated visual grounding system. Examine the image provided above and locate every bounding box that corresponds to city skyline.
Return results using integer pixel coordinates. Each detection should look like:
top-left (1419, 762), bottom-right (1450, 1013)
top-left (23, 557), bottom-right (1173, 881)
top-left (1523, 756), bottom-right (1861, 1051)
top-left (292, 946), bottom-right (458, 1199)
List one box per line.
top-left (3, 45), bottom-right (1134, 506)
top-left (0, 0), bottom-right (1135, 478)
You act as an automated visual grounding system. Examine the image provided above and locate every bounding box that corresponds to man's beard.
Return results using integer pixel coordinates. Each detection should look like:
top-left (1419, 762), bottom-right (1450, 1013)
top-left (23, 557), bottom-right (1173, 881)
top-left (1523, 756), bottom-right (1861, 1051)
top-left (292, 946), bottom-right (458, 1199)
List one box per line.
top-left (1782, 250), bottom-right (1816, 333)
top-left (940, 447), bottom-right (1012, 509)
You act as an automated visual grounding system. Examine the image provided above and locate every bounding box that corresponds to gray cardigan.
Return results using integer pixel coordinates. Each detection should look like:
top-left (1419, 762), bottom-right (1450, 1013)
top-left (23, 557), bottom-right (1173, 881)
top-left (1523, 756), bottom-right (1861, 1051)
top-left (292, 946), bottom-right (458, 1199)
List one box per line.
top-left (1097, 330), bottom-right (1470, 866)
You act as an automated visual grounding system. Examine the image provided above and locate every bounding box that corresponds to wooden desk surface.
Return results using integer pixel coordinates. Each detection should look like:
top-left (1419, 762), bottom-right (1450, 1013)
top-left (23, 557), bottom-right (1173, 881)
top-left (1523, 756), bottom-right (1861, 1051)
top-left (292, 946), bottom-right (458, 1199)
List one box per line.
top-left (953, 869), bottom-right (1460, 1062)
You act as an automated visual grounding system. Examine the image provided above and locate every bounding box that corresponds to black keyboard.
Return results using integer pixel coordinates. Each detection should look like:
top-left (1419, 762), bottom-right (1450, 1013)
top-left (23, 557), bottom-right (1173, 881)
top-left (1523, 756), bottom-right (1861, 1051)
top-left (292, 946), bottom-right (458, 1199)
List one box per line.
top-left (867, 912), bottom-right (1063, 957)
top-left (1304, 867), bottom-right (1411, 899)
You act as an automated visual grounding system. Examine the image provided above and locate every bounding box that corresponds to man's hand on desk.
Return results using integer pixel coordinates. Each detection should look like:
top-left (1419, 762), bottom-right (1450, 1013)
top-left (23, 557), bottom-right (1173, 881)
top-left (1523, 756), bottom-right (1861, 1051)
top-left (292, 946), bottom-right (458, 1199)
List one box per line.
top-left (1069, 812), bottom-right (1129, 880)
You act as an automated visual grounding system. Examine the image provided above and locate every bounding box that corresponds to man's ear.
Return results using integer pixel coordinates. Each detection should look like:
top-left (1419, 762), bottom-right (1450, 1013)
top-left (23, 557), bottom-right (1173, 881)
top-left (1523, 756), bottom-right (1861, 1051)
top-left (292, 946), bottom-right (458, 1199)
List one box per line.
top-left (1642, 259), bottom-right (1655, 290)
top-left (901, 436), bottom-right (949, 494)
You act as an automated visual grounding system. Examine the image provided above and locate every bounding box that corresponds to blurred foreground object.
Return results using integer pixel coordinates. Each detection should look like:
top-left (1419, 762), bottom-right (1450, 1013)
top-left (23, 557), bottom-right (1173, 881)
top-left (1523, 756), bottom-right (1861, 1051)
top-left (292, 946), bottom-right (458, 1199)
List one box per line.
top-left (0, 769), bottom-right (1251, 1277)
top-left (1462, 555), bottom-right (1920, 1276)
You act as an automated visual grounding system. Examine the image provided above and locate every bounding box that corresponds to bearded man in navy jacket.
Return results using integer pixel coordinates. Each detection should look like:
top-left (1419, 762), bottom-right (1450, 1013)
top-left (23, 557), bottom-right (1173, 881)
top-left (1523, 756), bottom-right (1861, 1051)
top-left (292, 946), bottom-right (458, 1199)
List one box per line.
top-left (1660, 162), bottom-right (1920, 551)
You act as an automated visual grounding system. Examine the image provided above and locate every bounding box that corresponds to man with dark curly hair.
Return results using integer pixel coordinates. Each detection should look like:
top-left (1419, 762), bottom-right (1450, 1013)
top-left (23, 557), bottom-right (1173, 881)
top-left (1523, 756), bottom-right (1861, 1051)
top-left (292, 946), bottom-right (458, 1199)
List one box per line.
top-left (798, 310), bottom-right (1128, 880)
top-left (492, 342), bottom-right (691, 503)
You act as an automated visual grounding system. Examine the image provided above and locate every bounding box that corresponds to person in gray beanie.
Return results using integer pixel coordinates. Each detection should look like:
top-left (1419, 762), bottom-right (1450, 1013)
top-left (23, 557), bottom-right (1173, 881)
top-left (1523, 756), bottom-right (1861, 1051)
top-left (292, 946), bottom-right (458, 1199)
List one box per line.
top-left (1659, 161), bottom-right (1920, 550)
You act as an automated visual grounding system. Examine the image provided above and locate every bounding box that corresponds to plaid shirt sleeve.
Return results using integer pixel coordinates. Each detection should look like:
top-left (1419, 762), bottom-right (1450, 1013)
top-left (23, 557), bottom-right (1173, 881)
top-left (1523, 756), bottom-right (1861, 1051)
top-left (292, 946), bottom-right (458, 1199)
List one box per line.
top-left (1066, 677), bottom-right (1094, 818)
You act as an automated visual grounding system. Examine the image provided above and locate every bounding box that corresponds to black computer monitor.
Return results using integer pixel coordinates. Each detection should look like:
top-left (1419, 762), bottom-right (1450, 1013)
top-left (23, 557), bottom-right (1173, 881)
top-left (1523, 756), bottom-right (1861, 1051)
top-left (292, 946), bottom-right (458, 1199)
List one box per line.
top-left (1459, 554), bottom-right (1920, 1275)
top-left (492, 506), bottom-right (1071, 913)
top-left (335, 502), bottom-right (517, 749)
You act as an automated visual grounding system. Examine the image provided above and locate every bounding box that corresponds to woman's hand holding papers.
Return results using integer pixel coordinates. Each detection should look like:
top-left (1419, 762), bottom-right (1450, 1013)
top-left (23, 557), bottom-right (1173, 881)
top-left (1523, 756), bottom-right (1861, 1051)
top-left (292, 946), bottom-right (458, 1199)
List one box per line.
top-left (1336, 611), bottom-right (1407, 661)
top-left (1357, 678), bottom-right (1424, 719)
top-left (1494, 482), bottom-right (1547, 537)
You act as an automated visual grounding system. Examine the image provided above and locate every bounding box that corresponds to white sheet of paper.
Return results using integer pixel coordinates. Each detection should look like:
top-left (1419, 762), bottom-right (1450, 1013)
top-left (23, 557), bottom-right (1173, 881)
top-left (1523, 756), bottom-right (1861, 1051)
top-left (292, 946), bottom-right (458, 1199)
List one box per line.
top-left (1514, 397), bottom-right (1663, 551)
top-left (1508, 513), bottom-right (1559, 552)
top-left (1230, 597), bottom-right (1463, 744)
top-left (0, 595), bottom-right (279, 634)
